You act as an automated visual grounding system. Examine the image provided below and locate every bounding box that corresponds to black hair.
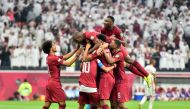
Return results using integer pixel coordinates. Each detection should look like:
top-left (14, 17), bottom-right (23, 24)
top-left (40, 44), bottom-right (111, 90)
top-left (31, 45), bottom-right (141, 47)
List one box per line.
top-left (42, 40), bottom-right (52, 54)
top-left (97, 34), bottom-right (106, 42)
top-left (107, 16), bottom-right (115, 23)
top-left (115, 39), bottom-right (121, 47)
top-left (24, 79), bottom-right (28, 82)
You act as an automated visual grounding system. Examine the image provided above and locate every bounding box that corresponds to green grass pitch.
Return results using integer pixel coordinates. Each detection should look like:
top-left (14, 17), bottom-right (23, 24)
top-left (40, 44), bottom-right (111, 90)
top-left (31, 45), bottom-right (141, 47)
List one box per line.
top-left (0, 100), bottom-right (190, 109)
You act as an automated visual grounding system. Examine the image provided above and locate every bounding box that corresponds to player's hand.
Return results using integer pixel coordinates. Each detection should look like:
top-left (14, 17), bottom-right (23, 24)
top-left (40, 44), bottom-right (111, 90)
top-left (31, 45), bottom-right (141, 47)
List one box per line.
top-left (110, 35), bottom-right (116, 39)
top-left (76, 48), bottom-right (83, 55)
top-left (102, 43), bottom-right (108, 48)
top-left (86, 43), bottom-right (91, 49)
top-left (113, 64), bottom-right (117, 68)
top-left (76, 44), bottom-right (80, 49)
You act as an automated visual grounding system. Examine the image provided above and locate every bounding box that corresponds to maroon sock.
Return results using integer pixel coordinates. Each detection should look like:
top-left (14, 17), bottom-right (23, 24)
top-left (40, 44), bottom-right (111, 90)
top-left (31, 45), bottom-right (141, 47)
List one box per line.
top-left (102, 105), bottom-right (110, 109)
top-left (133, 61), bottom-right (148, 77)
top-left (90, 105), bottom-right (98, 109)
top-left (42, 106), bottom-right (49, 109)
top-left (128, 64), bottom-right (144, 77)
top-left (59, 104), bottom-right (66, 109)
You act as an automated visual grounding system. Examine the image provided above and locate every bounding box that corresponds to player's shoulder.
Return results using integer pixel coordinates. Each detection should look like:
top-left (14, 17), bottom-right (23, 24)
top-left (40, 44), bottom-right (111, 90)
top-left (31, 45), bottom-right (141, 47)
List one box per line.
top-left (145, 65), bottom-right (156, 72)
top-left (114, 51), bottom-right (124, 59)
top-left (113, 26), bottom-right (122, 33)
top-left (47, 55), bottom-right (59, 61)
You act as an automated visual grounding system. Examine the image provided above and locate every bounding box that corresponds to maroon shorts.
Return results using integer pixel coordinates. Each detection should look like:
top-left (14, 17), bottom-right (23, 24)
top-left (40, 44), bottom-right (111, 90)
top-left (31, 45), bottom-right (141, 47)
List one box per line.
top-left (99, 75), bottom-right (115, 100)
top-left (45, 80), bottom-right (66, 102)
top-left (110, 82), bottom-right (129, 103)
top-left (120, 45), bottom-right (128, 58)
top-left (78, 92), bottom-right (99, 104)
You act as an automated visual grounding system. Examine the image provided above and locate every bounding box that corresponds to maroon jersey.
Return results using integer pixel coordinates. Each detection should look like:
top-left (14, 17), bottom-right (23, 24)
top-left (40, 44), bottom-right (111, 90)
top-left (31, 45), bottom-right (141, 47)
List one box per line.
top-left (101, 26), bottom-right (124, 41)
top-left (82, 31), bottom-right (100, 47)
top-left (46, 54), bottom-right (63, 81)
top-left (112, 50), bottom-right (127, 83)
top-left (45, 54), bottom-right (66, 102)
top-left (79, 51), bottom-right (99, 88)
top-left (98, 48), bottom-right (114, 78)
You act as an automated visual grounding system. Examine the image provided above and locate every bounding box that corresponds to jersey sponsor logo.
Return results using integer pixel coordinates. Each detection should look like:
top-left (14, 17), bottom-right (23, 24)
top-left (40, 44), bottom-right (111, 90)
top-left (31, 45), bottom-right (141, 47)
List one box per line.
top-left (115, 54), bottom-right (120, 58)
top-left (120, 33), bottom-right (123, 37)
top-left (90, 36), bottom-right (94, 40)
top-left (58, 58), bottom-right (61, 62)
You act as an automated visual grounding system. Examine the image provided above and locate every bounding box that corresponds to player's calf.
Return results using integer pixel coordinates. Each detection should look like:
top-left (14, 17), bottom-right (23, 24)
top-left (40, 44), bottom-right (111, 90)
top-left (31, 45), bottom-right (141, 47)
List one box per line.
top-left (58, 101), bottom-right (66, 109)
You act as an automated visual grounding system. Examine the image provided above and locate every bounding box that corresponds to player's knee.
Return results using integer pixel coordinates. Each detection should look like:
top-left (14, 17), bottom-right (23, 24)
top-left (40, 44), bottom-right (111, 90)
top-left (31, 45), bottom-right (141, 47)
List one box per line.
top-left (125, 56), bottom-right (134, 64)
top-left (59, 104), bottom-right (66, 109)
top-left (58, 101), bottom-right (65, 105)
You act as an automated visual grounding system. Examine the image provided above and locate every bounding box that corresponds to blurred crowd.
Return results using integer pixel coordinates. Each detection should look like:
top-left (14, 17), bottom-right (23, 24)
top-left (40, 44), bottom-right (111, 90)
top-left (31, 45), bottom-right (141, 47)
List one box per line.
top-left (0, 0), bottom-right (190, 70)
top-left (134, 86), bottom-right (190, 101)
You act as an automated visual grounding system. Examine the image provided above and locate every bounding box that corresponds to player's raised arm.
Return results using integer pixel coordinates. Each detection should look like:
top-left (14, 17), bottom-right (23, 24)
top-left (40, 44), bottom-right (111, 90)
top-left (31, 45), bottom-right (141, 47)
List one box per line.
top-left (82, 43), bottom-right (101, 62)
top-left (97, 59), bottom-right (116, 73)
top-left (103, 40), bottom-right (123, 64)
top-left (62, 45), bottom-right (80, 60)
top-left (88, 38), bottom-right (101, 53)
top-left (62, 48), bottom-right (83, 66)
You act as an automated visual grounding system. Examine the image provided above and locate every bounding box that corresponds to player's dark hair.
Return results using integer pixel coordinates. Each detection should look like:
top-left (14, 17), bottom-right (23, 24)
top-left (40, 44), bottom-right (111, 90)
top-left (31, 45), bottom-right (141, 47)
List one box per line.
top-left (107, 16), bottom-right (115, 23)
top-left (42, 40), bottom-right (52, 54)
top-left (97, 34), bottom-right (106, 42)
top-left (115, 39), bottom-right (121, 48)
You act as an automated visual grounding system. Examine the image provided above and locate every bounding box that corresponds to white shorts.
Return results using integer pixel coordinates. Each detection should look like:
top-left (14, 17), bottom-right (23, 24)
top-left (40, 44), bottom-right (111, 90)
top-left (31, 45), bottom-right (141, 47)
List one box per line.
top-left (144, 85), bottom-right (155, 96)
top-left (79, 85), bottom-right (97, 93)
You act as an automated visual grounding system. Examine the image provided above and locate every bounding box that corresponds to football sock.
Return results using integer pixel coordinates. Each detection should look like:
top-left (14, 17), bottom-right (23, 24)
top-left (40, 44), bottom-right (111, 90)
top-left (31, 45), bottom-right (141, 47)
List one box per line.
top-left (148, 97), bottom-right (155, 109)
top-left (128, 64), bottom-right (144, 77)
top-left (59, 104), bottom-right (66, 109)
top-left (133, 61), bottom-right (148, 77)
top-left (140, 96), bottom-right (147, 105)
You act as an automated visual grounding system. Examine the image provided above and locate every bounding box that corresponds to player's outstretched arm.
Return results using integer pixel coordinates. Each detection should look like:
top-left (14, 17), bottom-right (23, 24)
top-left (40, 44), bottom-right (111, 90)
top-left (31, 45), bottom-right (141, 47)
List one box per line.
top-left (83, 43), bottom-right (99, 62)
top-left (88, 38), bottom-right (101, 53)
top-left (103, 49), bottom-right (119, 64)
top-left (62, 45), bottom-right (80, 60)
top-left (97, 59), bottom-right (115, 72)
top-left (62, 48), bottom-right (83, 66)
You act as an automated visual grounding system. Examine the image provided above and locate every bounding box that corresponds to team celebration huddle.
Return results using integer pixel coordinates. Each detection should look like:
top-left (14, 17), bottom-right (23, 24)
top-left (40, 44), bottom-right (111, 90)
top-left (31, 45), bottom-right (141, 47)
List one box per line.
top-left (41, 16), bottom-right (156, 109)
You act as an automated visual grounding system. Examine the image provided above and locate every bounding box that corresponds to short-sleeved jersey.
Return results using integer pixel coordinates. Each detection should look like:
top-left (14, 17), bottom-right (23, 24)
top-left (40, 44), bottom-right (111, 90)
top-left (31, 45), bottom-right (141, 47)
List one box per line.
top-left (101, 26), bottom-right (124, 41)
top-left (46, 54), bottom-right (63, 81)
top-left (98, 48), bottom-right (114, 78)
top-left (112, 50), bottom-right (127, 83)
top-left (79, 51), bottom-right (99, 88)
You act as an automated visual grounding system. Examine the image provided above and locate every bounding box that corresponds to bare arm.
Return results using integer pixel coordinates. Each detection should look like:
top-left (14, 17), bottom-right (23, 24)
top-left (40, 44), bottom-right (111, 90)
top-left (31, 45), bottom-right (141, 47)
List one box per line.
top-left (62, 48), bottom-right (83, 66)
top-left (103, 50), bottom-right (119, 64)
top-left (101, 65), bottom-right (115, 73)
top-left (83, 43), bottom-right (99, 62)
top-left (88, 39), bottom-right (101, 53)
top-left (97, 59), bottom-right (116, 72)
top-left (62, 48), bottom-right (78, 60)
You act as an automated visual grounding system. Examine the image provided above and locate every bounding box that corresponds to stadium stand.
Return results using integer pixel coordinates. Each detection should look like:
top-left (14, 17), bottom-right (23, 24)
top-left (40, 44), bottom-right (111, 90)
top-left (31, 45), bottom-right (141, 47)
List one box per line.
top-left (0, 0), bottom-right (190, 71)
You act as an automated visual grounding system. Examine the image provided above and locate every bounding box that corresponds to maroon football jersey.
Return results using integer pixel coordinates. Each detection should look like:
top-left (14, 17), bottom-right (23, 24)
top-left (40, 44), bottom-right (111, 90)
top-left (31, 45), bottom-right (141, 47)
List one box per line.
top-left (79, 51), bottom-right (99, 88)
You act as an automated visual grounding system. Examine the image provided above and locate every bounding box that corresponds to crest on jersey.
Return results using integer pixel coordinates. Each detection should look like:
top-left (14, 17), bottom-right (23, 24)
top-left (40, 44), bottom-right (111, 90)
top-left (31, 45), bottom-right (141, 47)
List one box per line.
top-left (120, 33), bottom-right (123, 37)
top-left (58, 58), bottom-right (61, 62)
top-left (90, 36), bottom-right (94, 40)
top-left (115, 54), bottom-right (120, 58)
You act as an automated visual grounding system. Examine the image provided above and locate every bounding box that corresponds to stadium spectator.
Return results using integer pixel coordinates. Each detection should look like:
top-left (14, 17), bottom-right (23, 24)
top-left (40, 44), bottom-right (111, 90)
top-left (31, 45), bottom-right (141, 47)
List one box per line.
top-left (0, 0), bottom-right (190, 71)
top-left (18, 79), bottom-right (32, 101)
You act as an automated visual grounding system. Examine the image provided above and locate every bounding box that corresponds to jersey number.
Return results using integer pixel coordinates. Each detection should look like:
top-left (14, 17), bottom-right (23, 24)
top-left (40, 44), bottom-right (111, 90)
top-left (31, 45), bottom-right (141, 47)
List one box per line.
top-left (82, 62), bottom-right (90, 73)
